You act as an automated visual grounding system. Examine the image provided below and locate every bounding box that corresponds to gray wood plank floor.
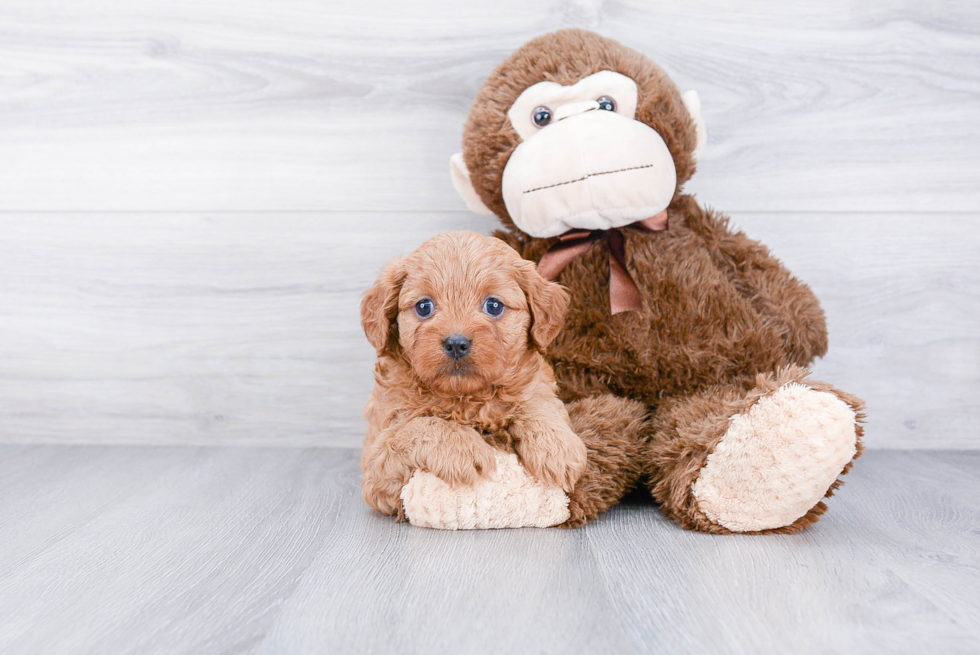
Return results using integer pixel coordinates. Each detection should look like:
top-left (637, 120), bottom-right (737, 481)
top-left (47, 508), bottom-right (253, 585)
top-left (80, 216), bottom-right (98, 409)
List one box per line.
top-left (1, 446), bottom-right (977, 654)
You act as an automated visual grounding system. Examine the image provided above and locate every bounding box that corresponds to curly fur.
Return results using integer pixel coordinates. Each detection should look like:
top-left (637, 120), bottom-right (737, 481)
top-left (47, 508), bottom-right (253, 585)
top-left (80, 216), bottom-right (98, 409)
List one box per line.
top-left (359, 231), bottom-right (589, 519)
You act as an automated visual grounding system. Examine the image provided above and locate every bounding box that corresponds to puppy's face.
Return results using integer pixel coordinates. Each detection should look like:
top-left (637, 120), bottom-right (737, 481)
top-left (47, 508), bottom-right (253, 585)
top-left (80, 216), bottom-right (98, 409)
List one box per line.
top-left (362, 231), bottom-right (568, 396)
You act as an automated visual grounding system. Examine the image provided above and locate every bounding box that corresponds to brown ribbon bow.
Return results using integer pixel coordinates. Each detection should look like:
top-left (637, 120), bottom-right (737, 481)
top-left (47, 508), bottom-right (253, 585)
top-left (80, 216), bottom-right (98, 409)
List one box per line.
top-left (536, 211), bottom-right (668, 314)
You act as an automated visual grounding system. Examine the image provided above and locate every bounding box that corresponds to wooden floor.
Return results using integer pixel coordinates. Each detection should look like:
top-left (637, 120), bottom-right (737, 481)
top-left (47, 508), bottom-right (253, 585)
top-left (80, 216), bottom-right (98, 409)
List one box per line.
top-left (1, 446), bottom-right (977, 654)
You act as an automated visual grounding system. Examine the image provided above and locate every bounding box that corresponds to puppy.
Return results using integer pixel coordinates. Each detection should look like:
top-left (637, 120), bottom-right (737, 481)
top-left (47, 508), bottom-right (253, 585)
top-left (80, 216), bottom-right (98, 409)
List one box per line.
top-left (359, 231), bottom-right (588, 518)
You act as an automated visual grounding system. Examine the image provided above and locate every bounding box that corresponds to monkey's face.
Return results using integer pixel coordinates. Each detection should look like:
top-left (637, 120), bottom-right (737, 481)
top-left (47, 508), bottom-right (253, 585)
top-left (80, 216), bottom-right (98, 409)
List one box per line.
top-left (452, 29), bottom-right (706, 238)
top-left (501, 71), bottom-right (678, 238)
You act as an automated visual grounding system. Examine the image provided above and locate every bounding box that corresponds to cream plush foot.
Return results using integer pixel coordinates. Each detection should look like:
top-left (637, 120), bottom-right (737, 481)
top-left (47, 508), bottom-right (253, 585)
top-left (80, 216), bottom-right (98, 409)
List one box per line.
top-left (691, 382), bottom-right (859, 533)
top-left (401, 451), bottom-right (570, 530)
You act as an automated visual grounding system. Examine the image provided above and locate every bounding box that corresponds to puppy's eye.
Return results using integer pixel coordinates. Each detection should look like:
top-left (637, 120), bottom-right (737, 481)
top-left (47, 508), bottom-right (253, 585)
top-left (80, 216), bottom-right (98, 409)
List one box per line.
top-left (482, 297), bottom-right (505, 317)
top-left (414, 299), bottom-right (434, 319)
top-left (532, 106), bottom-right (552, 127)
top-left (597, 96), bottom-right (616, 112)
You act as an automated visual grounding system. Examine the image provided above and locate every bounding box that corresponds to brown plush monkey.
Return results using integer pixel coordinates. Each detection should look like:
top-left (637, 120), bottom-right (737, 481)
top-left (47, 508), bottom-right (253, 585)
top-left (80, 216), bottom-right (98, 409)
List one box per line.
top-left (449, 29), bottom-right (865, 533)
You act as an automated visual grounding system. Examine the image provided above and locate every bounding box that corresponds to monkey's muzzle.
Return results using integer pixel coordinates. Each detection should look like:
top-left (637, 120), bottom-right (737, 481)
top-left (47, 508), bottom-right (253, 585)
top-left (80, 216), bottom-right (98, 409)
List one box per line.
top-left (501, 110), bottom-right (677, 238)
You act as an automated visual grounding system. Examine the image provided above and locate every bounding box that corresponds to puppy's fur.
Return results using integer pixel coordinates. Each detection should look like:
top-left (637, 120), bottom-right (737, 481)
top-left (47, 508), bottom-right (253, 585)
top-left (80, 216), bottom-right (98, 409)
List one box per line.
top-left (360, 231), bottom-right (587, 518)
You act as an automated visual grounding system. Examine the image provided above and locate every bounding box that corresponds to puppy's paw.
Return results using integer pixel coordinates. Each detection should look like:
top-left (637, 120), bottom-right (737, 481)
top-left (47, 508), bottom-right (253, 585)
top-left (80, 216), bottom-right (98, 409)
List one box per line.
top-left (513, 421), bottom-right (588, 492)
top-left (367, 487), bottom-right (404, 519)
top-left (362, 444), bottom-right (414, 517)
top-left (425, 441), bottom-right (498, 487)
top-left (409, 418), bottom-right (498, 488)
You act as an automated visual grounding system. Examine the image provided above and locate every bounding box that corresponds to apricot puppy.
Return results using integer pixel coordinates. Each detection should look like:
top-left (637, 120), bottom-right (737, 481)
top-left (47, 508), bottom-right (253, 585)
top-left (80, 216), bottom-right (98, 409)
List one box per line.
top-left (360, 231), bottom-right (587, 518)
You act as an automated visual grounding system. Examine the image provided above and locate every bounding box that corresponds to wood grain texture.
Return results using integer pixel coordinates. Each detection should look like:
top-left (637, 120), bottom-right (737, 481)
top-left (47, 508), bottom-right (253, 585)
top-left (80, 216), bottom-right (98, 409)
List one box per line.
top-left (0, 0), bottom-right (978, 212)
top-left (1, 1), bottom-right (977, 448)
top-left (584, 448), bottom-right (980, 654)
top-left (0, 446), bottom-right (978, 654)
top-left (1, 211), bottom-right (976, 449)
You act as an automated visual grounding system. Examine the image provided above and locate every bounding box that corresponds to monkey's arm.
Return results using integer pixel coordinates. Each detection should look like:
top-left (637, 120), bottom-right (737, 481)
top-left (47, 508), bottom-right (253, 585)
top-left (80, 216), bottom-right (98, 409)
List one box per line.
top-left (680, 196), bottom-right (828, 365)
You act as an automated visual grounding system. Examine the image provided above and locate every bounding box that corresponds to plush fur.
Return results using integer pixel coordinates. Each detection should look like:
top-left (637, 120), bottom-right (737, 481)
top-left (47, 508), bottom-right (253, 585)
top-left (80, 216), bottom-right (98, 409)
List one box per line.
top-left (457, 29), bottom-right (865, 533)
top-left (692, 381), bottom-right (858, 532)
top-left (360, 231), bottom-right (592, 521)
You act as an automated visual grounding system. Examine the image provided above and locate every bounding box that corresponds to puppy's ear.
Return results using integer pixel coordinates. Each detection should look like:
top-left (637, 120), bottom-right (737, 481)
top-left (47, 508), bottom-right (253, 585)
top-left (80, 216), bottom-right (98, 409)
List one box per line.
top-left (361, 258), bottom-right (406, 357)
top-left (517, 260), bottom-right (569, 350)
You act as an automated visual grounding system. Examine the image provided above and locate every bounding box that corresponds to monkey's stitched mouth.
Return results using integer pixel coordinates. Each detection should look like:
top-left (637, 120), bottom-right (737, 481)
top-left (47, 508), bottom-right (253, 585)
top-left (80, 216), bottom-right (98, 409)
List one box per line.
top-left (523, 164), bottom-right (656, 194)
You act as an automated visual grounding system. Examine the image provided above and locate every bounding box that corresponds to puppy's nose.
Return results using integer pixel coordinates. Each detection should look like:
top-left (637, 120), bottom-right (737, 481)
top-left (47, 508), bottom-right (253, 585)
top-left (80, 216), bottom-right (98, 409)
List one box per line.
top-left (443, 334), bottom-right (472, 360)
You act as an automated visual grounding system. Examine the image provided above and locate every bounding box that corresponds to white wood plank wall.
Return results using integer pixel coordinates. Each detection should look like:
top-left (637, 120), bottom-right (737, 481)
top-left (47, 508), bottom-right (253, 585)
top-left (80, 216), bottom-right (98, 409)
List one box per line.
top-left (1, 0), bottom-right (978, 448)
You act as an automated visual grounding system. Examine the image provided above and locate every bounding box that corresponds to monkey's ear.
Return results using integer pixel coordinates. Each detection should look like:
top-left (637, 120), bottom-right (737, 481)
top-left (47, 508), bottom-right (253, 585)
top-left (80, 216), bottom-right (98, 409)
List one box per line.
top-left (517, 260), bottom-right (570, 351)
top-left (361, 259), bottom-right (407, 357)
top-left (450, 153), bottom-right (494, 215)
top-left (682, 90), bottom-right (707, 162)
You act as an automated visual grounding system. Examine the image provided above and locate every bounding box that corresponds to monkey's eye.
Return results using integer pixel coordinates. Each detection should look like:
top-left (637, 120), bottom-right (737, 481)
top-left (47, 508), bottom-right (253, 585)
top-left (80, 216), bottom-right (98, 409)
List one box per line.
top-left (482, 297), bottom-right (505, 317)
top-left (532, 106), bottom-right (552, 127)
top-left (597, 96), bottom-right (616, 112)
top-left (414, 298), bottom-right (434, 319)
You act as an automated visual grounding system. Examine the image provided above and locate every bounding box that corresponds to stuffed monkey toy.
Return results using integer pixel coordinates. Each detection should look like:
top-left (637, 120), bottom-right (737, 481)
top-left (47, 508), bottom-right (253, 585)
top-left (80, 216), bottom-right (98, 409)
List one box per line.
top-left (423, 28), bottom-right (865, 535)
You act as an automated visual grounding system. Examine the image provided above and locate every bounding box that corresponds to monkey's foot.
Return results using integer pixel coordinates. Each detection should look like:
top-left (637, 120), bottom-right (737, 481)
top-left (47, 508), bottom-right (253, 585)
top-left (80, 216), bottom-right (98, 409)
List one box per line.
top-left (691, 382), bottom-right (859, 532)
top-left (401, 451), bottom-right (569, 530)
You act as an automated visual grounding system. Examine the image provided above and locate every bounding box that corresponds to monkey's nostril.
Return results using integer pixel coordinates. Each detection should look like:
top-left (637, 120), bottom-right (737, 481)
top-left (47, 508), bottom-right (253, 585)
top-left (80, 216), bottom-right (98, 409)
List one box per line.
top-left (443, 334), bottom-right (472, 360)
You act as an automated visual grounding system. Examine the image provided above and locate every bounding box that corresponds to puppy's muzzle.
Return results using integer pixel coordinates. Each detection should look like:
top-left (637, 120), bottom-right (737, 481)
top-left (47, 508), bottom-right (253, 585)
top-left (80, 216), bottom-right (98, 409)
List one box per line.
top-left (442, 334), bottom-right (472, 361)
